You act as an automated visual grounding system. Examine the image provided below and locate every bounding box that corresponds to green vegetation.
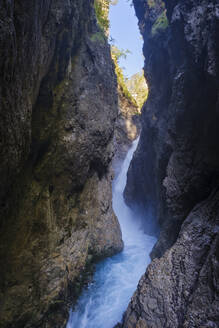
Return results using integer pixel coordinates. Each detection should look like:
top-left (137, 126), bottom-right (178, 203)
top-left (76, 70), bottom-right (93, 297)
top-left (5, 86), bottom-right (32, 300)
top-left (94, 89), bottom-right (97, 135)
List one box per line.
top-left (90, 31), bottom-right (105, 43)
top-left (93, 0), bottom-right (148, 110)
top-left (126, 71), bottom-right (148, 109)
top-left (111, 46), bottom-right (148, 110)
top-left (147, 0), bottom-right (165, 9)
top-left (147, 0), bottom-right (167, 36)
top-left (94, 0), bottom-right (118, 35)
top-left (151, 10), bottom-right (168, 36)
top-left (94, 0), bottom-right (110, 35)
top-left (111, 45), bottom-right (138, 106)
top-left (147, 0), bottom-right (156, 8)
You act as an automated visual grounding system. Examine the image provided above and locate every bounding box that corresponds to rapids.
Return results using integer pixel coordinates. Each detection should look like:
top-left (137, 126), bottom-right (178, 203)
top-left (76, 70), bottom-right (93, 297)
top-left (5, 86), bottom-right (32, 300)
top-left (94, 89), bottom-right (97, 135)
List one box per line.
top-left (66, 138), bottom-right (156, 328)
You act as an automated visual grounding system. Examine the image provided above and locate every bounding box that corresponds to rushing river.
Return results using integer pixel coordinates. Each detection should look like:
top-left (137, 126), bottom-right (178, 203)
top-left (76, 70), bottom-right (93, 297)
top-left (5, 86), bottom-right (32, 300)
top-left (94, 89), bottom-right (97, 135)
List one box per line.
top-left (66, 138), bottom-right (156, 328)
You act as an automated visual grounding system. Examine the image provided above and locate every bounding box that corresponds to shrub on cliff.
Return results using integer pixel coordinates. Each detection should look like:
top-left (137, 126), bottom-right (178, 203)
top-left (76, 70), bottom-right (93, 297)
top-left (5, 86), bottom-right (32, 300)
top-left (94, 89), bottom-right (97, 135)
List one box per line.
top-left (111, 46), bottom-right (138, 107)
top-left (151, 10), bottom-right (168, 36)
top-left (94, 0), bottom-right (118, 35)
top-left (94, 0), bottom-right (109, 34)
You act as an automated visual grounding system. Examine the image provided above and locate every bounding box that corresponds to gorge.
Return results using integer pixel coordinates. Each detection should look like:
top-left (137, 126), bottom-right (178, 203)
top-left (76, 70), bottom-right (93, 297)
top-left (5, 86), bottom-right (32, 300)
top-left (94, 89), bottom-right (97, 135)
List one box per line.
top-left (0, 1), bottom-right (218, 328)
top-left (66, 138), bottom-right (156, 328)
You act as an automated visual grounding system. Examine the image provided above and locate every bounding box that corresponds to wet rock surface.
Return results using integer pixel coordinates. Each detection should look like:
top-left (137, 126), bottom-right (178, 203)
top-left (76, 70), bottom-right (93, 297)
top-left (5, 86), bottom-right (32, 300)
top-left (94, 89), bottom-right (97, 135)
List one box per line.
top-left (122, 190), bottom-right (219, 328)
top-left (0, 1), bottom-right (123, 327)
top-left (122, 0), bottom-right (219, 327)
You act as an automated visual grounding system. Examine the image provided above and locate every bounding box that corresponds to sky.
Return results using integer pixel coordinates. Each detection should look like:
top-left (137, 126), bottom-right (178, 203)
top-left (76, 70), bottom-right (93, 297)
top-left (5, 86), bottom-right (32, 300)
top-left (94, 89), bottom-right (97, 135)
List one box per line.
top-left (109, 0), bottom-right (144, 78)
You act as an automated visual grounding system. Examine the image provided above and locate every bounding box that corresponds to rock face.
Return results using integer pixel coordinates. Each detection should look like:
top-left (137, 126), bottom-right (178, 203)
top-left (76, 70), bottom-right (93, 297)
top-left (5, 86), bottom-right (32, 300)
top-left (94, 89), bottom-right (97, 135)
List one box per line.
top-left (122, 190), bottom-right (219, 328)
top-left (0, 1), bottom-right (123, 327)
top-left (114, 85), bottom-right (140, 170)
top-left (122, 0), bottom-right (219, 327)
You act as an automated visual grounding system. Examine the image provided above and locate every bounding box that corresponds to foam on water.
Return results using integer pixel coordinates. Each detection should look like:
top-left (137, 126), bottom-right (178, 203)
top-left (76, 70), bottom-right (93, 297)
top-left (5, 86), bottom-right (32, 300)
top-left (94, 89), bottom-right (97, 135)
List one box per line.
top-left (66, 138), bottom-right (156, 328)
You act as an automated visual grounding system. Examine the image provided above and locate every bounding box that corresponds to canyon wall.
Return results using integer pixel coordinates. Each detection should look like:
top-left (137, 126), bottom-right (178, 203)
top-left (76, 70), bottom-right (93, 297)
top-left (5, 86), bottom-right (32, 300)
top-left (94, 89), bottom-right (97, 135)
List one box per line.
top-left (0, 1), bottom-right (123, 327)
top-left (114, 85), bottom-right (140, 171)
top-left (123, 0), bottom-right (219, 327)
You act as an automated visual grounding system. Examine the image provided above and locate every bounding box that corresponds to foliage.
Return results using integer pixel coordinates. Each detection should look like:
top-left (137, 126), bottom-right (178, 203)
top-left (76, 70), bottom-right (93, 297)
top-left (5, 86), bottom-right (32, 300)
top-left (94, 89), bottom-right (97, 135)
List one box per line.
top-left (126, 71), bottom-right (148, 109)
top-left (111, 46), bottom-right (148, 110)
top-left (151, 10), bottom-right (168, 36)
top-left (94, 0), bottom-right (147, 110)
top-left (111, 46), bottom-right (138, 107)
top-left (94, 0), bottom-right (110, 35)
top-left (111, 45), bottom-right (130, 61)
top-left (94, 0), bottom-right (118, 35)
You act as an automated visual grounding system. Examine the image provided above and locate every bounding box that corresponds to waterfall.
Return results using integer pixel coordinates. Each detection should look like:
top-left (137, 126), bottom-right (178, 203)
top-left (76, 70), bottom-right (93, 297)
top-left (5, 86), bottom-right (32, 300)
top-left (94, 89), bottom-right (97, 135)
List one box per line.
top-left (66, 138), bottom-right (156, 328)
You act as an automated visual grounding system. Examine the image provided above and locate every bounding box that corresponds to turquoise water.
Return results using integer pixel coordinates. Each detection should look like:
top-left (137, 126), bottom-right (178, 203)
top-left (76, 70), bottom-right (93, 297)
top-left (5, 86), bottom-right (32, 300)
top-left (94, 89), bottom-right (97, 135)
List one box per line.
top-left (66, 139), bottom-right (156, 328)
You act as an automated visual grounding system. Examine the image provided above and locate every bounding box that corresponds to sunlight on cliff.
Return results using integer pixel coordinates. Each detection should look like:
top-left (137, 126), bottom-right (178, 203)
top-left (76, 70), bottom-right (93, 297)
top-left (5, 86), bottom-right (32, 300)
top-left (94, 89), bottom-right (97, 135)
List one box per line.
top-left (126, 71), bottom-right (148, 110)
top-left (125, 119), bottom-right (138, 140)
top-left (94, 0), bottom-right (148, 113)
top-left (109, 0), bottom-right (148, 113)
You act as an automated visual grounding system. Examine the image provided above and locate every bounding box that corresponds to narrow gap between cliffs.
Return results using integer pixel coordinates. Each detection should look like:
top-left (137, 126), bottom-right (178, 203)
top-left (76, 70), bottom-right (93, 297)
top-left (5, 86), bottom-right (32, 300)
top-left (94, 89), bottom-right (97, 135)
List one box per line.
top-left (66, 1), bottom-right (156, 327)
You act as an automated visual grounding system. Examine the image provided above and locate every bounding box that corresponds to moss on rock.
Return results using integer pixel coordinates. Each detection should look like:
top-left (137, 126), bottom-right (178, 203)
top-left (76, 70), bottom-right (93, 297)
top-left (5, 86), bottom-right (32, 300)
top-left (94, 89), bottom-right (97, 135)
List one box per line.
top-left (151, 10), bottom-right (169, 36)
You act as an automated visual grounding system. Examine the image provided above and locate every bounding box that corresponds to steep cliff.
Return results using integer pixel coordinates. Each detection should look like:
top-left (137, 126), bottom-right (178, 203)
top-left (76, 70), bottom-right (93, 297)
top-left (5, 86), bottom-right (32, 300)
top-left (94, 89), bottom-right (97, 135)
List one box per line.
top-left (0, 1), bottom-right (123, 327)
top-left (126, 71), bottom-right (148, 110)
top-left (111, 45), bottom-right (141, 168)
top-left (122, 0), bottom-right (219, 327)
top-left (114, 85), bottom-right (140, 169)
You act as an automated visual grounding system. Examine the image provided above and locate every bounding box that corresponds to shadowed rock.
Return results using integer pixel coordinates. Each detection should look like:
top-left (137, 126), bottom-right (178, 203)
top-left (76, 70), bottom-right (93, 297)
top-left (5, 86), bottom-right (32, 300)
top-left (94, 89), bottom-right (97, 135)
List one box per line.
top-left (0, 1), bottom-right (123, 327)
top-left (122, 0), bottom-right (219, 327)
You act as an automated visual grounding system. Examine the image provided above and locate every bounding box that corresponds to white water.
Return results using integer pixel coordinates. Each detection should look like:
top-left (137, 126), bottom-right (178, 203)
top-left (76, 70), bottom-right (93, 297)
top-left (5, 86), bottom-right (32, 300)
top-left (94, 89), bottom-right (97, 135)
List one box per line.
top-left (66, 138), bottom-right (156, 328)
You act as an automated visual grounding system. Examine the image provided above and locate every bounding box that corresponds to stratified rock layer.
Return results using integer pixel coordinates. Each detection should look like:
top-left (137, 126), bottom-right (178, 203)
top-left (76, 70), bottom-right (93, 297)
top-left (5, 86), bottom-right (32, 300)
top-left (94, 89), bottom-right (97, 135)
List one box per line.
top-left (122, 0), bottom-right (219, 327)
top-left (0, 1), bottom-right (123, 327)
